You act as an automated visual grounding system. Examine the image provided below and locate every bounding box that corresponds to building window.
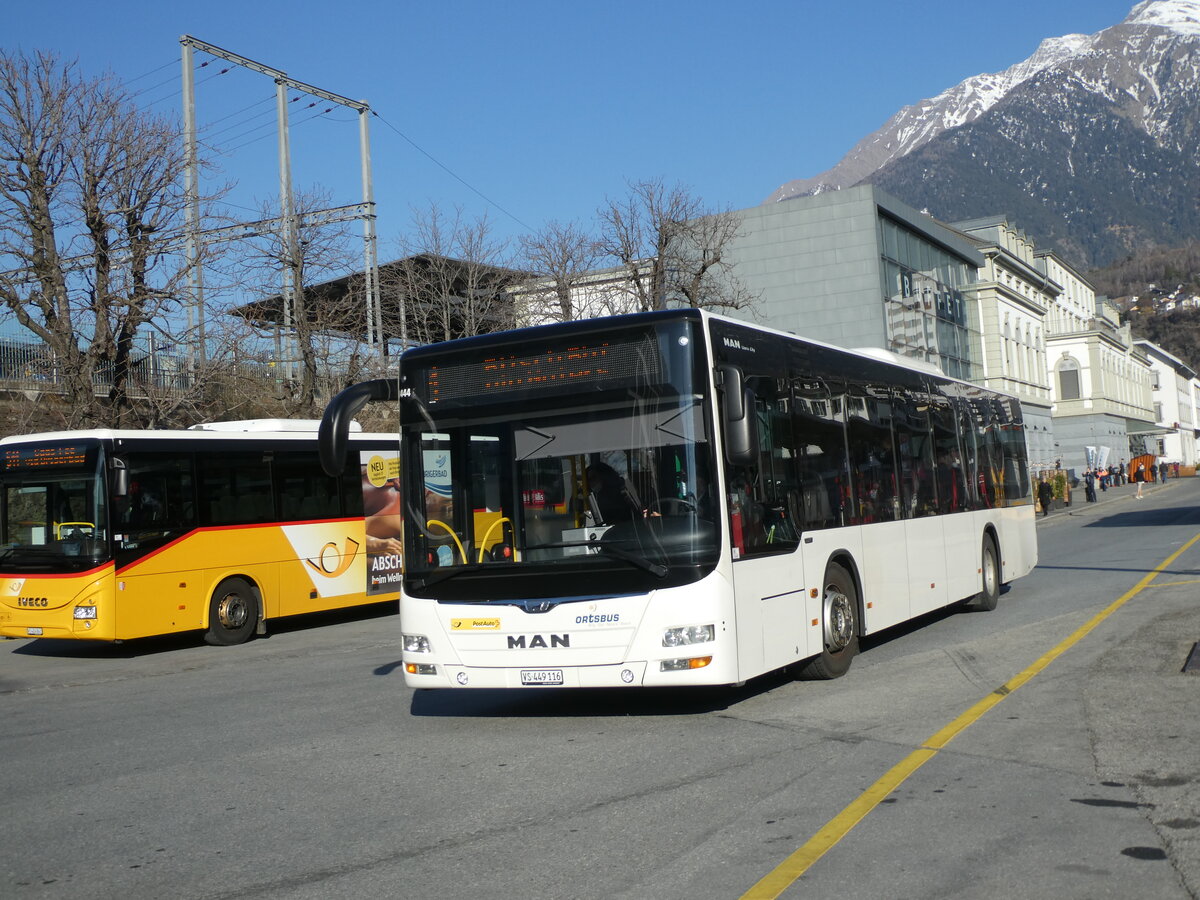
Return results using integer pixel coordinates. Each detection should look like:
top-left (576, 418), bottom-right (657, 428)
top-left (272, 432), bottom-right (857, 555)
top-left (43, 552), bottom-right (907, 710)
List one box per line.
top-left (1057, 357), bottom-right (1081, 401)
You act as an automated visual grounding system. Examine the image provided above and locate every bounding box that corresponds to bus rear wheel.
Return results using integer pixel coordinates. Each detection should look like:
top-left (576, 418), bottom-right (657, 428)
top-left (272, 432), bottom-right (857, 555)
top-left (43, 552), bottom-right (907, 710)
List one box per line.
top-left (205, 577), bottom-right (258, 646)
top-left (972, 535), bottom-right (1001, 612)
top-left (798, 562), bottom-right (859, 680)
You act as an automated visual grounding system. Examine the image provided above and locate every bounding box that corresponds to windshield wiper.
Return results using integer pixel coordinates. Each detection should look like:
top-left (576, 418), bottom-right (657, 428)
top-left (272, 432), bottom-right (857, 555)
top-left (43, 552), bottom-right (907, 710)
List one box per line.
top-left (594, 543), bottom-right (668, 578)
top-left (523, 540), bottom-right (668, 577)
top-left (413, 563), bottom-right (481, 589)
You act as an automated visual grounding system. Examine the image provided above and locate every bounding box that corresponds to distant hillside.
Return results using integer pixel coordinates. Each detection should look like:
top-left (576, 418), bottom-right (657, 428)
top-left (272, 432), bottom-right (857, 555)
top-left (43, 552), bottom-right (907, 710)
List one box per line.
top-left (1089, 240), bottom-right (1200, 301)
top-left (1125, 307), bottom-right (1200, 371)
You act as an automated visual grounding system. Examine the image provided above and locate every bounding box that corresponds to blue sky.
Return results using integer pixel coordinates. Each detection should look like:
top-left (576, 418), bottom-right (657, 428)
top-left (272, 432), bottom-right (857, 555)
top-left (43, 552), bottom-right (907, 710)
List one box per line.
top-left (6, 0), bottom-right (1140, 258)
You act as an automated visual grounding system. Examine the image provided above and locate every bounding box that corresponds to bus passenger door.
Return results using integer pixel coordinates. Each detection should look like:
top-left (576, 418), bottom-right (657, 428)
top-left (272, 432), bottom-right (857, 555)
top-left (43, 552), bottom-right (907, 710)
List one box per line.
top-left (723, 379), bottom-right (808, 677)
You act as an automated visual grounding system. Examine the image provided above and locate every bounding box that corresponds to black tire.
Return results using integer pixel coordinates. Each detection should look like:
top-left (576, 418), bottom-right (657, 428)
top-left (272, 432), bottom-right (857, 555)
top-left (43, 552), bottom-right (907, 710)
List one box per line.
top-left (798, 562), bottom-right (859, 680)
top-left (973, 534), bottom-right (1001, 612)
top-left (204, 577), bottom-right (258, 646)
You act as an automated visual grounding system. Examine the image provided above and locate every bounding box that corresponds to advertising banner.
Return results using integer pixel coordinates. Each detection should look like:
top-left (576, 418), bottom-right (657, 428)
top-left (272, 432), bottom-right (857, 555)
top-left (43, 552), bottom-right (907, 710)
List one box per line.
top-left (361, 449), bottom-right (403, 594)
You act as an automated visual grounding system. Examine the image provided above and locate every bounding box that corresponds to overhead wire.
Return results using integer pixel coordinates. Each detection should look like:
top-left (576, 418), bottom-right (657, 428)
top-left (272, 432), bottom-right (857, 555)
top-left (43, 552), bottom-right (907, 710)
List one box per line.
top-left (371, 110), bottom-right (533, 232)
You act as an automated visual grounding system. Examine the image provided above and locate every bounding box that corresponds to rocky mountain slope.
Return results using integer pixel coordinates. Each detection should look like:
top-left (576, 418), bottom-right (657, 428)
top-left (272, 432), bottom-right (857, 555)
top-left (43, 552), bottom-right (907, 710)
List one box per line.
top-left (768, 1), bottom-right (1200, 267)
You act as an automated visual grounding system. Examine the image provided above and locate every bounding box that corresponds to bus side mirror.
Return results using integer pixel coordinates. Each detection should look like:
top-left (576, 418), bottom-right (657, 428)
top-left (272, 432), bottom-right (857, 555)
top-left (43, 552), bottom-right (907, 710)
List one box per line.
top-left (718, 365), bottom-right (758, 466)
top-left (318, 378), bottom-right (400, 476)
top-left (111, 457), bottom-right (129, 497)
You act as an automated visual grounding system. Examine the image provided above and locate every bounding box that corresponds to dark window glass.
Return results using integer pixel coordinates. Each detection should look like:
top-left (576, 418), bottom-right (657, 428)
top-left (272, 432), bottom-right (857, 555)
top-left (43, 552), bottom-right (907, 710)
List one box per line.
top-left (274, 451), bottom-right (342, 521)
top-left (199, 453), bottom-right (273, 525)
top-left (789, 376), bottom-right (850, 531)
top-left (118, 453), bottom-right (196, 543)
top-left (894, 391), bottom-right (937, 518)
top-left (1058, 366), bottom-right (1081, 400)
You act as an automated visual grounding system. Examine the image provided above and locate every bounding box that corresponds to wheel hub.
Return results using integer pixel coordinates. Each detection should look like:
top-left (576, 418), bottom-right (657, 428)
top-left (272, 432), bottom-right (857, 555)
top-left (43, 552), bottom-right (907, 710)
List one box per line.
top-left (823, 586), bottom-right (854, 651)
top-left (217, 593), bottom-right (249, 630)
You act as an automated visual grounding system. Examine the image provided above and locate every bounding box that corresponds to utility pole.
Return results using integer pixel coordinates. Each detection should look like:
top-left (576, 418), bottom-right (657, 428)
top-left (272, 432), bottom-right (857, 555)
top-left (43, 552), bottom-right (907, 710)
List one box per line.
top-left (179, 35), bottom-right (382, 369)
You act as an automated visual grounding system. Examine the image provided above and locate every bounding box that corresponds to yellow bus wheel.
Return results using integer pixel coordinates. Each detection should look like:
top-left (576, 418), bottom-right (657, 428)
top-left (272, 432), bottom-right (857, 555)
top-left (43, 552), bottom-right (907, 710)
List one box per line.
top-left (204, 577), bottom-right (258, 646)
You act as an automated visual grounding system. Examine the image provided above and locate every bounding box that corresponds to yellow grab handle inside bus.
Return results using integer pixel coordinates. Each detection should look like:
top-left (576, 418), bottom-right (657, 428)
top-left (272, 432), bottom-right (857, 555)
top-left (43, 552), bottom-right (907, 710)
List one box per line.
top-left (55, 522), bottom-right (95, 539)
top-left (477, 516), bottom-right (513, 563)
top-left (425, 519), bottom-right (466, 565)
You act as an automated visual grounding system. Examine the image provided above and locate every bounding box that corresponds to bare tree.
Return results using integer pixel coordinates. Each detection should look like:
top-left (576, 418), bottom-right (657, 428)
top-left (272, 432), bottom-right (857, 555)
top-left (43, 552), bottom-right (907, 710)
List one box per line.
top-left (597, 177), bottom-right (756, 314)
top-left (229, 186), bottom-right (364, 416)
top-left (387, 204), bottom-right (520, 346)
top-left (0, 49), bottom-right (209, 428)
top-left (516, 219), bottom-right (603, 323)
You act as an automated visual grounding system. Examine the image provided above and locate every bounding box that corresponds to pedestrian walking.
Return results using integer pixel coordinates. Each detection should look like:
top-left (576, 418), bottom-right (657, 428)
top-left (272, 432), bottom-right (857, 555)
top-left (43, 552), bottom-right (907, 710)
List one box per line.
top-left (1161, 463), bottom-right (1168, 484)
top-left (1134, 462), bottom-right (1145, 499)
top-left (1037, 476), bottom-right (1054, 517)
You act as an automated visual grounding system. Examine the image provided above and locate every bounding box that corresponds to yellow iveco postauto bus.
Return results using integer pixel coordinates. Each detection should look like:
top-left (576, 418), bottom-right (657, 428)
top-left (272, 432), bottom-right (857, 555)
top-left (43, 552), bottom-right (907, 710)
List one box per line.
top-left (0, 420), bottom-right (401, 645)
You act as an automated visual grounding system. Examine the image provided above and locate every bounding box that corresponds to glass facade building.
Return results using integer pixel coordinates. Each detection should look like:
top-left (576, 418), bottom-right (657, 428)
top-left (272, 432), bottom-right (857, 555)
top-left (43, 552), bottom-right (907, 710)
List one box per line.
top-left (879, 215), bottom-right (980, 381)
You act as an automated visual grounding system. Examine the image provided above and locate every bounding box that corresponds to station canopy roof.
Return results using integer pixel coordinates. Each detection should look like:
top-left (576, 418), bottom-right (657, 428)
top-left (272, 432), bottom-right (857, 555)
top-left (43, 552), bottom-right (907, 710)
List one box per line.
top-left (232, 254), bottom-right (526, 346)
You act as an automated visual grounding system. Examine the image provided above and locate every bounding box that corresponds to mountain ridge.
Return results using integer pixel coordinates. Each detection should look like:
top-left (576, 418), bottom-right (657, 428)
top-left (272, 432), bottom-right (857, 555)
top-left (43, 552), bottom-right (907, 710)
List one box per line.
top-left (767, 0), bottom-right (1200, 267)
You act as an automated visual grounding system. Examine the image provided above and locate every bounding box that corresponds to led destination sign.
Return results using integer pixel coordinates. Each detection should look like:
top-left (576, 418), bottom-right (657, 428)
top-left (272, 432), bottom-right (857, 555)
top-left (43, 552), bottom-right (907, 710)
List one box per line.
top-left (420, 338), bottom-right (662, 404)
top-left (2, 444), bottom-right (92, 472)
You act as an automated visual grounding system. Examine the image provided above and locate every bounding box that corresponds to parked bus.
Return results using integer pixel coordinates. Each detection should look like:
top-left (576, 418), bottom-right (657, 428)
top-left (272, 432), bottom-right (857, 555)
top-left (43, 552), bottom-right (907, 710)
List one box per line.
top-left (319, 309), bottom-right (1037, 688)
top-left (0, 421), bottom-right (401, 645)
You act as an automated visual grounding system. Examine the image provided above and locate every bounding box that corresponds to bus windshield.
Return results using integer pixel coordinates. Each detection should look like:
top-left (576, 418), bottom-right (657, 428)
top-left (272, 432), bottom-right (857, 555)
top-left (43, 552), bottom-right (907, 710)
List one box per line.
top-left (1, 441), bottom-right (111, 573)
top-left (402, 321), bottom-right (720, 601)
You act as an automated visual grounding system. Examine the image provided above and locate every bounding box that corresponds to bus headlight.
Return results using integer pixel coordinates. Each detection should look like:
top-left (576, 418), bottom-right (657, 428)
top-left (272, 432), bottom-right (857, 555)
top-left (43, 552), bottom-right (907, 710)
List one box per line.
top-left (73, 606), bottom-right (97, 620)
top-left (402, 633), bottom-right (431, 653)
top-left (662, 624), bottom-right (714, 647)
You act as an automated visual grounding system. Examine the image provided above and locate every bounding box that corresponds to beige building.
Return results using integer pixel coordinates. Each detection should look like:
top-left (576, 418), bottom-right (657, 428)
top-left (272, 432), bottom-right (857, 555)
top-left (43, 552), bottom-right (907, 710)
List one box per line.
top-left (952, 217), bottom-right (1056, 469)
top-left (1033, 249), bottom-right (1156, 473)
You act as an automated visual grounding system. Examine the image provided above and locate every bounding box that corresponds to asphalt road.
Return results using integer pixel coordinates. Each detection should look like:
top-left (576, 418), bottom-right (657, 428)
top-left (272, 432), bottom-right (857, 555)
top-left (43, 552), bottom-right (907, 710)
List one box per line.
top-left (2, 476), bottom-right (1197, 899)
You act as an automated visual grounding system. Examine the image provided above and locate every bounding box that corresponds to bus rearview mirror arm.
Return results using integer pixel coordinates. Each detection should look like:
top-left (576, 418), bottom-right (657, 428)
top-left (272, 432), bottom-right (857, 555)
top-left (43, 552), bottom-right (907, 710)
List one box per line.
top-left (318, 379), bottom-right (400, 476)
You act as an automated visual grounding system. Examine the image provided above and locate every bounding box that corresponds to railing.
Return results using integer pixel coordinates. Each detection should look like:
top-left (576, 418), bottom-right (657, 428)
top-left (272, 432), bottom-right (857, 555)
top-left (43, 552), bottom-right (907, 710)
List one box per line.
top-left (0, 335), bottom-right (194, 399)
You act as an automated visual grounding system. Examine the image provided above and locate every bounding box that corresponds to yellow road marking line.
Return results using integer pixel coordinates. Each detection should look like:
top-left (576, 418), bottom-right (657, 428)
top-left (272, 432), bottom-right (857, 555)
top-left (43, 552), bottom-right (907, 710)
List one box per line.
top-left (740, 530), bottom-right (1200, 900)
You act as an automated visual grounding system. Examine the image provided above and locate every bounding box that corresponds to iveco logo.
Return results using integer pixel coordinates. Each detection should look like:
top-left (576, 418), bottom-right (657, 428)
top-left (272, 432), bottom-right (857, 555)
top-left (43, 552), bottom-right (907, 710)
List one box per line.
top-left (507, 634), bottom-right (570, 649)
top-left (18, 597), bottom-right (49, 607)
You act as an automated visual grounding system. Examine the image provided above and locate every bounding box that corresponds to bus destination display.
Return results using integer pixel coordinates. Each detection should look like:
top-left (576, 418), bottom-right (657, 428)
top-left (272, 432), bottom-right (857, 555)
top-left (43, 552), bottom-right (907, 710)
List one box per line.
top-left (422, 338), bottom-right (661, 404)
top-left (3, 444), bottom-right (89, 471)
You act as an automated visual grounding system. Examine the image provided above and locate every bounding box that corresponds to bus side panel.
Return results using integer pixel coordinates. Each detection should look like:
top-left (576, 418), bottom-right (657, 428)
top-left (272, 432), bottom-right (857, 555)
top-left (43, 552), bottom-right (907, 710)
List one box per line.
top-left (115, 569), bottom-right (206, 638)
top-left (117, 526), bottom-right (290, 634)
top-left (732, 551), bottom-right (809, 679)
top-left (857, 520), bottom-right (911, 634)
top-left (996, 506), bottom-right (1038, 583)
top-left (907, 516), bottom-right (951, 617)
top-left (278, 520), bottom-right (372, 617)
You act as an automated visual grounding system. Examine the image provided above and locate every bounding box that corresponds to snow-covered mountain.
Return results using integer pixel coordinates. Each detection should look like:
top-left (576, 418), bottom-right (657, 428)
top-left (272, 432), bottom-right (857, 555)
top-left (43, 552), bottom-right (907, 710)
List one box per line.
top-left (767, 0), bottom-right (1200, 266)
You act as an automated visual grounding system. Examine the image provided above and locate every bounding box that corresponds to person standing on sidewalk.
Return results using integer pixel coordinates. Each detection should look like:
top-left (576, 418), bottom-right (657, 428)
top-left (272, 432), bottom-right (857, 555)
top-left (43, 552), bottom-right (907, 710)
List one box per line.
top-left (1084, 468), bottom-right (1097, 503)
top-left (1134, 461), bottom-right (1146, 499)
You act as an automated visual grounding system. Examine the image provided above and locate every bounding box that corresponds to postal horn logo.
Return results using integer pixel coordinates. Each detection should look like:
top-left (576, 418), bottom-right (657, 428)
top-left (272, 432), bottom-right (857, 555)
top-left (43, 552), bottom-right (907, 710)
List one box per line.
top-left (306, 537), bottom-right (361, 577)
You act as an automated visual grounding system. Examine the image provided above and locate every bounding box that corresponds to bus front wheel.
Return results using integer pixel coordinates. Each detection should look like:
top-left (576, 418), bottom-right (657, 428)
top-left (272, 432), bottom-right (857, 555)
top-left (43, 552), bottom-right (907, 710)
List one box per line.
top-left (205, 577), bottom-right (258, 646)
top-left (798, 562), bottom-right (859, 680)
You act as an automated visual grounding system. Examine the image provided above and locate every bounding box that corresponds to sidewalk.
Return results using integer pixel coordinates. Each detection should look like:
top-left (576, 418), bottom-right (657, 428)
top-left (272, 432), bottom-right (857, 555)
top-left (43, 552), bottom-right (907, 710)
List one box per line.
top-left (1035, 474), bottom-right (1186, 523)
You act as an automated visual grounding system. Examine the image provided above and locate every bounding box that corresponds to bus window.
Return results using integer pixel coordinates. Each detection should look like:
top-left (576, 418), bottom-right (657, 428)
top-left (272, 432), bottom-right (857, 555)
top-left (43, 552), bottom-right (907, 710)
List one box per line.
top-left (275, 451), bottom-right (341, 522)
top-left (790, 379), bottom-right (850, 531)
top-left (894, 390), bottom-right (937, 518)
top-left (845, 389), bottom-right (900, 524)
top-left (117, 454), bottom-right (196, 545)
top-left (725, 378), bottom-right (800, 558)
top-left (199, 453), bottom-right (273, 525)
